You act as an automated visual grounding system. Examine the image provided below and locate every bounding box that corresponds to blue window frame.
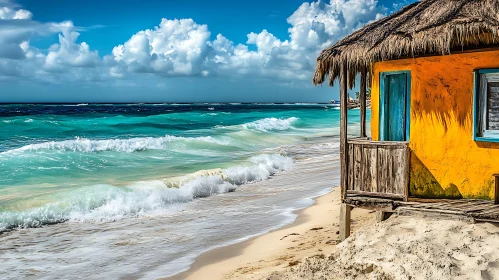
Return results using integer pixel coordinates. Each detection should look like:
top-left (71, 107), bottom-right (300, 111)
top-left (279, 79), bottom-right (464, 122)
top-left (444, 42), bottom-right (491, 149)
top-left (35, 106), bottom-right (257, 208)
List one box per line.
top-left (473, 69), bottom-right (499, 142)
top-left (379, 71), bottom-right (411, 141)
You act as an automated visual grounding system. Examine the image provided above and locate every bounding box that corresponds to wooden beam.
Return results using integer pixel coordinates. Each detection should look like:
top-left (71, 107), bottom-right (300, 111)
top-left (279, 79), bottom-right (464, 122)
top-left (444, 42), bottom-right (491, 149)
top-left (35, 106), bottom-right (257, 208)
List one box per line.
top-left (347, 138), bottom-right (409, 147)
top-left (340, 63), bottom-right (348, 200)
top-left (474, 218), bottom-right (499, 224)
top-left (347, 190), bottom-right (404, 200)
top-left (360, 67), bottom-right (367, 138)
top-left (339, 203), bottom-right (352, 241)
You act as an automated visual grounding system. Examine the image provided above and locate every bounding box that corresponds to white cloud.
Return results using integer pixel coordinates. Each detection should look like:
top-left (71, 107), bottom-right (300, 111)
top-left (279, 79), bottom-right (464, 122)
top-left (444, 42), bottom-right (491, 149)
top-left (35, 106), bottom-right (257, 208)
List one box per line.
top-left (112, 18), bottom-right (211, 76)
top-left (0, 6), bottom-right (31, 19)
top-left (110, 0), bottom-right (386, 82)
top-left (0, 0), bottom-right (388, 85)
top-left (0, 1), bottom-right (108, 82)
top-left (45, 25), bottom-right (100, 71)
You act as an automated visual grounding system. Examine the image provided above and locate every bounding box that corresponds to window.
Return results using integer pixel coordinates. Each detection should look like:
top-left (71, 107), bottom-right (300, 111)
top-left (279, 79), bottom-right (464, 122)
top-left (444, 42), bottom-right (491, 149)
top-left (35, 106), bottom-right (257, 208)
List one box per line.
top-left (475, 70), bottom-right (499, 141)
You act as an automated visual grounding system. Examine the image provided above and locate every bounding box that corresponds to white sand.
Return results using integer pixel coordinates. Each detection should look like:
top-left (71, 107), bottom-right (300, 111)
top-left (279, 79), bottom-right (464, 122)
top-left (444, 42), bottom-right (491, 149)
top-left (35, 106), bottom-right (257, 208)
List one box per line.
top-left (181, 187), bottom-right (499, 280)
top-left (268, 215), bottom-right (499, 280)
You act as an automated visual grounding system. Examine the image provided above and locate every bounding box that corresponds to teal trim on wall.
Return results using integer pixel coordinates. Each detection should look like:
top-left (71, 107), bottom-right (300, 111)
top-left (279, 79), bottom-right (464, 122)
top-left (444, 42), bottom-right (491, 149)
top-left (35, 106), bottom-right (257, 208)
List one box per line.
top-left (478, 69), bottom-right (499, 74)
top-left (379, 71), bottom-right (411, 141)
top-left (406, 73), bottom-right (412, 140)
top-left (473, 70), bottom-right (479, 141)
top-left (473, 68), bottom-right (499, 142)
top-left (475, 137), bottom-right (499, 143)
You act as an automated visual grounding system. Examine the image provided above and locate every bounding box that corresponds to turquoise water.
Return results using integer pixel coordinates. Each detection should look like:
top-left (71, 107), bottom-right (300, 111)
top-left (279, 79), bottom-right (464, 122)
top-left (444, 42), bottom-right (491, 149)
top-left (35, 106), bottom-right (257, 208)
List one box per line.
top-left (0, 103), bottom-right (371, 279)
top-left (0, 104), bottom-right (364, 232)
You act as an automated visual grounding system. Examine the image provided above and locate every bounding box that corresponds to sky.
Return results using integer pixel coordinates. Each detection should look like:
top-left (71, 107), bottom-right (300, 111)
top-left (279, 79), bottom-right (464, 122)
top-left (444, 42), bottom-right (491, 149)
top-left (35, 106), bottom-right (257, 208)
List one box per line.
top-left (0, 0), bottom-right (411, 103)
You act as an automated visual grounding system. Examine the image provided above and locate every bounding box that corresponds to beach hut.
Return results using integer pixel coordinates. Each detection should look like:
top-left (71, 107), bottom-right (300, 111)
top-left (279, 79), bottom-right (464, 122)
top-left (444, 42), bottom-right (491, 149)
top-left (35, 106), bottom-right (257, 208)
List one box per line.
top-left (313, 0), bottom-right (499, 240)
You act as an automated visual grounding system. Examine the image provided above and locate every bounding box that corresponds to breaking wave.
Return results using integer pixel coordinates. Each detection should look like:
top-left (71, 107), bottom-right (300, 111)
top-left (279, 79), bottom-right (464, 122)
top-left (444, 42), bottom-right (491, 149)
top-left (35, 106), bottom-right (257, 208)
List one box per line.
top-left (2, 116), bottom-right (302, 155)
top-left (2, 135), bottom-right (230, 154)
top-left (242, 117), bottom-right (299, 132)
top-left (0, 154), bottom-right (294, 232)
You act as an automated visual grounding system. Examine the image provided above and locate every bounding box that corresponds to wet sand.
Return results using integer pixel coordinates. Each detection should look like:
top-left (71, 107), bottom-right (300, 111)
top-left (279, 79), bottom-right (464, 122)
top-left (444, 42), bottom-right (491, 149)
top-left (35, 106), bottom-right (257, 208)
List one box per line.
top-left (172, 187), bottom-right (375, 280)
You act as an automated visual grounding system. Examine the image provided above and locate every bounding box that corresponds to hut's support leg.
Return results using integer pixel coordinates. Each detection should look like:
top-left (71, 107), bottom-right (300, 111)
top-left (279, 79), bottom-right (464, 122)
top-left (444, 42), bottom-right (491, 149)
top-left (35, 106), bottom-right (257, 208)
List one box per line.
top-left (340, 203), bottom-right (352, 241)
top-left (376, 210), bottom-right (394, 222)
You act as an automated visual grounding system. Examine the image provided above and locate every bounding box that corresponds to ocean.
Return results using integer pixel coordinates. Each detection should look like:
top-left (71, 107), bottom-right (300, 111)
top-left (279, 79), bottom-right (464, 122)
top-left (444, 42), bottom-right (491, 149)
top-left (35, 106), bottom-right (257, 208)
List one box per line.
top-left (0, 103), bottom-right (366, 279)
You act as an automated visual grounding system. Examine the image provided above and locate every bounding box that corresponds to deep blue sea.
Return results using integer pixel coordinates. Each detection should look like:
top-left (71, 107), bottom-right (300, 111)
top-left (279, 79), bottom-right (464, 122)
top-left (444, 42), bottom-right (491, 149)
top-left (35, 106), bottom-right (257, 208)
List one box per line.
top-left (0, 103), bottom-right (366, 279)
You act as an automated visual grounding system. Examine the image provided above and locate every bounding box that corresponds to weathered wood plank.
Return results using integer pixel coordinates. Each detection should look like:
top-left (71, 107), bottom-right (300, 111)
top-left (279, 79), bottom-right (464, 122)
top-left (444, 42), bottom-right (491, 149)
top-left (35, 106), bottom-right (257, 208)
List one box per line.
top-left (463, 204), bottom-right (495, 213)
top-left (397, 207), bottom-right (473, 222)
top-left (348, 143), bottom-right (354, 191)
top-left (399, 201), bottom-right (496, 214)
top-left (347, 190), bottom-right (404, 200)
top-left (404, 147), bottom-right (410, 201)
top-left (375, 146), bottom-right (380, 193)
top-left (360, 144), bottom-right (365, 192)
top-left (362, 145), bottom-right (377, 193)
top-left (474, 205), bottom-right (499, 215)
top-left (354, 144), bottom-right (362, 191)
top-left (344, 198), bottom-right (394, 210)
top-left (377, 147), bottom-right (388, 194)
top-left (474, 218), bottom-right (499, 224)
top-left (391, 147), bottom-right (406, 196)
top-left (387, 147), bottom-right (395, 194)
top-left (345, 139), bottom-right (410, 197)
top-left (347, 139), bottom-right (409, 147)
top-left (371, 147), bottom-right (378, 193)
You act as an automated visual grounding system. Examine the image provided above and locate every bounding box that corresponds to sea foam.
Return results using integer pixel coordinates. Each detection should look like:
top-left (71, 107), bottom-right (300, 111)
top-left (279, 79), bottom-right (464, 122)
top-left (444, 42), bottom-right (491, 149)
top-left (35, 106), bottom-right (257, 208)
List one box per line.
top-left (0, 154), bottom-right (294, 232)
top-left (2, 135), bottom-right (230, 154)
top-left (242, 117), bottom-right (299, 132)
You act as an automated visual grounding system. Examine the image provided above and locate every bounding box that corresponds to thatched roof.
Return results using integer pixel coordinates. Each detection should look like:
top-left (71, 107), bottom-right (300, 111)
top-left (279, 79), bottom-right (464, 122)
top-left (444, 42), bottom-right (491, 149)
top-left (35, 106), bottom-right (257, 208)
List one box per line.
top-left (313, 0), bottom-right (499, 87)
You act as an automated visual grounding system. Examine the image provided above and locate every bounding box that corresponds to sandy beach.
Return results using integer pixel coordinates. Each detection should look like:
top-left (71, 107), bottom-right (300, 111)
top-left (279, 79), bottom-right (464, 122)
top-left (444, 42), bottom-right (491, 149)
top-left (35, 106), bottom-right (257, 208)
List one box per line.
top-left (173, 187), bottom-right (376, 280)
top-left (176, 189), bottom-right (499, 280)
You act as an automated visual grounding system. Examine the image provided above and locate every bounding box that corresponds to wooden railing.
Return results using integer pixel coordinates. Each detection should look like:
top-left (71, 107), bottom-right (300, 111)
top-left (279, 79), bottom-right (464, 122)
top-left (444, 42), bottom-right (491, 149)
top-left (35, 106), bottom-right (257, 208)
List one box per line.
top-left (346, 138), bottom-right (410, 200)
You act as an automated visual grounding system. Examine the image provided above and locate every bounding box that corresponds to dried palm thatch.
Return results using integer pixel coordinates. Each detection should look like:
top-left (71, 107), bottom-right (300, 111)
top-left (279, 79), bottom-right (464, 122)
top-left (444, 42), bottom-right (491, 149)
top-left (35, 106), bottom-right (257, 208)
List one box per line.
top-left (313, 0), bottom-right (499, 88)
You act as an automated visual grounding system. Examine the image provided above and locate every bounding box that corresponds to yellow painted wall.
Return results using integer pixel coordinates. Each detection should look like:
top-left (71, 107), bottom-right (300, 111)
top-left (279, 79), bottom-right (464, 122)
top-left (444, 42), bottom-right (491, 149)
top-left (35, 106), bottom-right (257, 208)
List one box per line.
top-left (371, 50), bottom-right (499, 199)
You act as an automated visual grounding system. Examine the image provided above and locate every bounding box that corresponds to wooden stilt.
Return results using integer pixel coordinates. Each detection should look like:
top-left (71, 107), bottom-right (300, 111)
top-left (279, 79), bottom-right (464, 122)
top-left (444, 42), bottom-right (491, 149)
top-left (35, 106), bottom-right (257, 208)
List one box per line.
top-left (376, 210), bottom-right (394, 222)
top-left (360, 68), bottom-right (367, 138)
top-left (340, 64), bottom-right (349, 200)
top-left (340, 203), bottom-right (352, 241)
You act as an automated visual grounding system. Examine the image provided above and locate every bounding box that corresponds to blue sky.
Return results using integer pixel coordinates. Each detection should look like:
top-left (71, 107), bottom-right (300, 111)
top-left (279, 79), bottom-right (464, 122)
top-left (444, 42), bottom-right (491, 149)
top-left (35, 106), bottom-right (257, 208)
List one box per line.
top-left (0, 0), bottom-right (407, 102)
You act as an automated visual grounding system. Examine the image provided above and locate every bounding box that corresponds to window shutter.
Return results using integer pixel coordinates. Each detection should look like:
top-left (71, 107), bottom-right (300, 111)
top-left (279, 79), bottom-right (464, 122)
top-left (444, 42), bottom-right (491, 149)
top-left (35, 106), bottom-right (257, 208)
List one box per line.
top-left (487, 82), bottom-right (499, 130)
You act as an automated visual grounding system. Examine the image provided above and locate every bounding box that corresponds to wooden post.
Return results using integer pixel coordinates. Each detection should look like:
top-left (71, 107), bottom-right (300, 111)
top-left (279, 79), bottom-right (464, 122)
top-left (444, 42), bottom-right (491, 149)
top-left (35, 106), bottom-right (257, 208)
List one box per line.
top-left (494, 174), bottom-right (499, 205)
top-left (376, 210), bottom-right (385, 222)
top-left (340, 63), bottom-right (349, 200)
top-left (376, 210), bottom-right (394, 222)
top-left (340, 203), bottom-right (352, 241)
top-left (360, 67), bottom-right (367, 138)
